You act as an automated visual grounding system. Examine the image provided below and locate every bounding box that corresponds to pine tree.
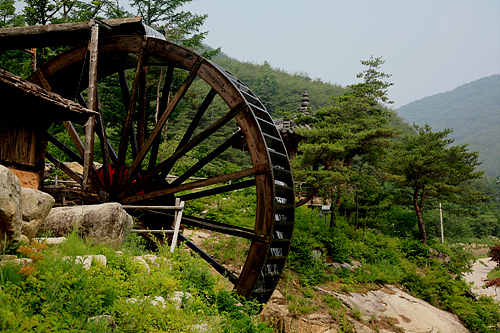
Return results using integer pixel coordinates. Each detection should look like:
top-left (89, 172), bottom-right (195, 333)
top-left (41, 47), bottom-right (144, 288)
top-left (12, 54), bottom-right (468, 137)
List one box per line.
top-left (386, 124), bottom-right (484, 245)
top-left (293, 57), bottom-right (398, 226)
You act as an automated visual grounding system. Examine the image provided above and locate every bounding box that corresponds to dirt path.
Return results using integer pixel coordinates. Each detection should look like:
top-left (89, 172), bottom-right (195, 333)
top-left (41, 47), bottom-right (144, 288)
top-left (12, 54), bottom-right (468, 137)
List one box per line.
top-left (464, 258), bottom-right (499, 301)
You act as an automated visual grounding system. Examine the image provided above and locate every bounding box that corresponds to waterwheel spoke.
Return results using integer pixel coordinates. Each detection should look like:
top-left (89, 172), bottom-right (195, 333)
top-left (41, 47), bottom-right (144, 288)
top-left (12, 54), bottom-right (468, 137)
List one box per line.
top-left (76, 93), bottom-right (117, 165)
top-left (117, 38), bottom-right (148, 165)
top-left (120, 164), bottom-right (269, 203)
top-left (179, 233), bottom-right (239, 284)
top-left (170, 130), bottom-right (244, 187)
top-left (137, 65), bottom-right (147, 151)
top-left (158, 88), bottom-right (218, 178)
top-left (45, 152), bottom-right (83, 186)
top-left (120, 57), bottom-right (204, 192)
top-left (60, 120), bottom-right (105, 191)
top-left (121, 100), bottom-right (247, 197)
top-left (176, 88), bottom-right (217, 152)
top-left (62, 121), bottom-right (84, 157)
top-left (148, 65), bottom-right (175, 171)
top-left (117, 70), bottom-right (139, 159)
top-left (178, 179), bottom-right (255, 201)
top-left (47, 132), bottom-right (83, 165)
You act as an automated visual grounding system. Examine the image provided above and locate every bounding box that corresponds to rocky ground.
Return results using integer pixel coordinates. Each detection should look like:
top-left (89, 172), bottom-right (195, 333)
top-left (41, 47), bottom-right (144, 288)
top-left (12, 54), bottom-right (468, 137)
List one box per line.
top-left (183, 229), bottom-right (477, 333)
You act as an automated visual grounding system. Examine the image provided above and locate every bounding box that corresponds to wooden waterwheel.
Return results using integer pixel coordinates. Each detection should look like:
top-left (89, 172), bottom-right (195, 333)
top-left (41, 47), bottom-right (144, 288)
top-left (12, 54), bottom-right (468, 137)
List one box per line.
top-left (1, 18), bottom-right (295, 304)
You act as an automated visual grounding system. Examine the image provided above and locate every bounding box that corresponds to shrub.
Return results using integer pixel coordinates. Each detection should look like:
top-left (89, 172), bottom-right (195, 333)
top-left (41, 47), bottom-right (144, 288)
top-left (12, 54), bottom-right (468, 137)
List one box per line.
top-left (490, 244), bottom-right (500, 267)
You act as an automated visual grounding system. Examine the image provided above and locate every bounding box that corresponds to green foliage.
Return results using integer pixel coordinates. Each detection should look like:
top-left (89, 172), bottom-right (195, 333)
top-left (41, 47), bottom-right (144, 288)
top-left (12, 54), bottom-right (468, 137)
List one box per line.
top-left (213, 53), bottom-right (345, 116)
top-left (0, 233), bottom-right (272, 332)
top-left (293, 57), bottom-right (399, 226)
top-left (288, 205), bottom-right (499, 331)
top-left (386, 124), bottom-right (485, 245)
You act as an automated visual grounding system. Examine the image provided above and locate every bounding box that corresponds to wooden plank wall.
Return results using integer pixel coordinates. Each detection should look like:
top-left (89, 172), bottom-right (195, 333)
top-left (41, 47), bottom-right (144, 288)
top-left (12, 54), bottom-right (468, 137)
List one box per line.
top-left (0, 119), bottom-right (37, 167)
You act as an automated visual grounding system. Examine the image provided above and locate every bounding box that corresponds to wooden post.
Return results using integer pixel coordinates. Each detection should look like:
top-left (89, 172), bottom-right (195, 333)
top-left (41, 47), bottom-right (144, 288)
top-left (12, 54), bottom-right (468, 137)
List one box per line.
top-left (83, 19), bottom-right (98, 191)
top-left (170, 198), bottom-right (185, 253)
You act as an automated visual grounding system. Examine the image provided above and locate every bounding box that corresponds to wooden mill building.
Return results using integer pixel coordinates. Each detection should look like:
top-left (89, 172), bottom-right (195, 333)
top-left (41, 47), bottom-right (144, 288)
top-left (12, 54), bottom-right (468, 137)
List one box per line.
top-left (0, 68), bottom-right (96, 189)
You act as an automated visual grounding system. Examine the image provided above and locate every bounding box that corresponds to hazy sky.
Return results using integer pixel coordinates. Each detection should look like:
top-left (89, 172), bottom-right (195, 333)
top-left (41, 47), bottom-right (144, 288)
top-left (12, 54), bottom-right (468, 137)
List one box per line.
top-left (183, 0), bottom-right (500, 109)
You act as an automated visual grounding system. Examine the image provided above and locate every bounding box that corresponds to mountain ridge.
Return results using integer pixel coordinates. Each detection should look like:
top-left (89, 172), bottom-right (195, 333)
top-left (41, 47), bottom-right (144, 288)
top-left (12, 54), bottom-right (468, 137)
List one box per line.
top-left (396, 74), bottom-right (500, 177)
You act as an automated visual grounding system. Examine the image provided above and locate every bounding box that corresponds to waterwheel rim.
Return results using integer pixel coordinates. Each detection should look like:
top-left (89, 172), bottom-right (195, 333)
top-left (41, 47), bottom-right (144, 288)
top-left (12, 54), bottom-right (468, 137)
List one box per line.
top-left (29, 35), bottom-right (295, 304)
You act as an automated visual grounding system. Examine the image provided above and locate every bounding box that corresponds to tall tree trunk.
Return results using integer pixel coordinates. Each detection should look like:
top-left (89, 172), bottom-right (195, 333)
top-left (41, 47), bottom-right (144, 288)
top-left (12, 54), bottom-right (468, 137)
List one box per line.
top-left (413, 187), bottom-right (427, 245)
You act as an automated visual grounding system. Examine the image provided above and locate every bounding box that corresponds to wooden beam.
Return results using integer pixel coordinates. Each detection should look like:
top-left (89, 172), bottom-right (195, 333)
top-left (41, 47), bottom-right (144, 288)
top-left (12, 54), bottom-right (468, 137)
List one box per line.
top-left (176, 88), bottom-right (217, 151)
top-left (120, 57), bottom-right (204, 192)
top-left (137, 65), bottom-right (147, 151)
top-left (82, 20), bottom-right (98, 191)
top-left (148, 65), bottom-right (175, 171)
top-left (178, 179), bottom-right (255, 201)
top-left (122, 101), bottom-right (247, 197)
top-left (47, 132), bottom-right (83, 164)
top-left (117, 70), bottom-right (139, 159)
top-left (45, 152), bottom-right (83, 186)
top-left (120, 164), bottom-right (269, 203)
top-left (0, 17), bottom-right (149, 50)
top-left (117, 37), bottom-right (148, 165)
top-left (170, 130), bottom-right (244, 187)
top-left (63, 121), bottom-right (85, 157)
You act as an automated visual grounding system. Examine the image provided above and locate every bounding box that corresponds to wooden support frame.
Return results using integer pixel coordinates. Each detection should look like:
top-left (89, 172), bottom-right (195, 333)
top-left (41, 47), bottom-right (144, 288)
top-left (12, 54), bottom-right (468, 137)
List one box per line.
top-left (82, 19), bottom-right (99, 191)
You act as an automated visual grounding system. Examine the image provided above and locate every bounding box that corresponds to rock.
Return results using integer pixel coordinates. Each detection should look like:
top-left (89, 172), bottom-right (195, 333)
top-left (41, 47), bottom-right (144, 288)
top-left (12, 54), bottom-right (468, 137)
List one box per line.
top-left (42, 203), bottom-right (133, 249)
top-left (127, 296), bottom-right (167, 308)
top-left (92, 255), bottom-right (107, 266)
top-left (183, 229), bottom-right (211, 246)
top-left (0, 254), bottom-right (18, 261)
top-left (63, 255), bottom-right (107, 270)
top-left (317, 285), bottom-right (469, 333)
top-left (312, 248), bottom-right (323, 259)
top-left (168, 291), bottom-right (193, 309)
top-left (34, 237), bottom-right (67, 245)
top-left (0, 165), bottom-right (22, 250)
top-left (20, 187), bottom-right (54, 240)
top-left (134, 256), bottom-right (151, 274)
top-left (19, 234), bottom-right (29, 244)
top-left (65, 256), bottom-right (93, 270)
top-left (190, 323), bottom-right (210, 332)
top-left (0, 258), bottom-right (33, 267)
top-left (271, 289), bottom-right (284, 300)
top-left (87, 315), bottom-right (117, 331)
top-left (329, 260), bottom-right (362, 272)
top-left (429, 248), bottom-right (451, 263)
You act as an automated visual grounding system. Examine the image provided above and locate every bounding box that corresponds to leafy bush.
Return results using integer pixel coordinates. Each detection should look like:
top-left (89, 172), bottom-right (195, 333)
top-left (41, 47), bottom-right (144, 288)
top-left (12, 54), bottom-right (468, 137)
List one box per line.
top-left (0, 232), bottom-right (273, 332)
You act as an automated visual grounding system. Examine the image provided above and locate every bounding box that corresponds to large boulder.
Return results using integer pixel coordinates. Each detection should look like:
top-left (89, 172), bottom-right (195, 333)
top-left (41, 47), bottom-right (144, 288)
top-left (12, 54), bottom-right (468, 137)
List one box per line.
top-left (42, 203), bottom-right (133, 249)
top-left (0, 165), bottom-right (22, 250)
top-left (318, 285), bottom-right (469, 333)
top-left (21, 187), bottom-right (55, 240)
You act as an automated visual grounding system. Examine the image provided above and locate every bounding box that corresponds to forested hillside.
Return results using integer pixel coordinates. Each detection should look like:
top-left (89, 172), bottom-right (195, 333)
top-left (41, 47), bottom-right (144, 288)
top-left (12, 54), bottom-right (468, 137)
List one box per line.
top-left (396, 74), bottom-right (500, 177)
top-left (211, 52), bottom-right (345, 116)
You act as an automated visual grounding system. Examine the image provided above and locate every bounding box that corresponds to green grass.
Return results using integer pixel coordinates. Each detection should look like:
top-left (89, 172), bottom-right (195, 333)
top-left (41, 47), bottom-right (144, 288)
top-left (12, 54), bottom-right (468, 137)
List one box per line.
top-left (487, 267), bottom-right (500, 280)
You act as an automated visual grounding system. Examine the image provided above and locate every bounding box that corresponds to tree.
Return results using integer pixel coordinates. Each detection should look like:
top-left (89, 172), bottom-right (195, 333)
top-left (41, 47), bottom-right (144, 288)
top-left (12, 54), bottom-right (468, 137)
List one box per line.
top-left (386, 124), bottom-right (484, 245)
top-left (293, 56), bottom-right (398, 226)
top-left (129, 0), bottom-right (213, 55)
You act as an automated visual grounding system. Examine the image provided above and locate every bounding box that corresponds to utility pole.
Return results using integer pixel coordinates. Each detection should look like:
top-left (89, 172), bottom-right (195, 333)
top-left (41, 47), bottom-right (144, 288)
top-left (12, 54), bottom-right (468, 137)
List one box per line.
top-left (440, 203), bottom-right (444, 243)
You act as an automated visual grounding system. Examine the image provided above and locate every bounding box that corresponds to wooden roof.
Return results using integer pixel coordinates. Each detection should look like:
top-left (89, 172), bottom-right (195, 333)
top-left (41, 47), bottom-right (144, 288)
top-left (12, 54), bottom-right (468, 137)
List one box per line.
top-left (0, 68), bottom-right (97, 124)
top-left (0, 17), bottom-right (165, 50)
